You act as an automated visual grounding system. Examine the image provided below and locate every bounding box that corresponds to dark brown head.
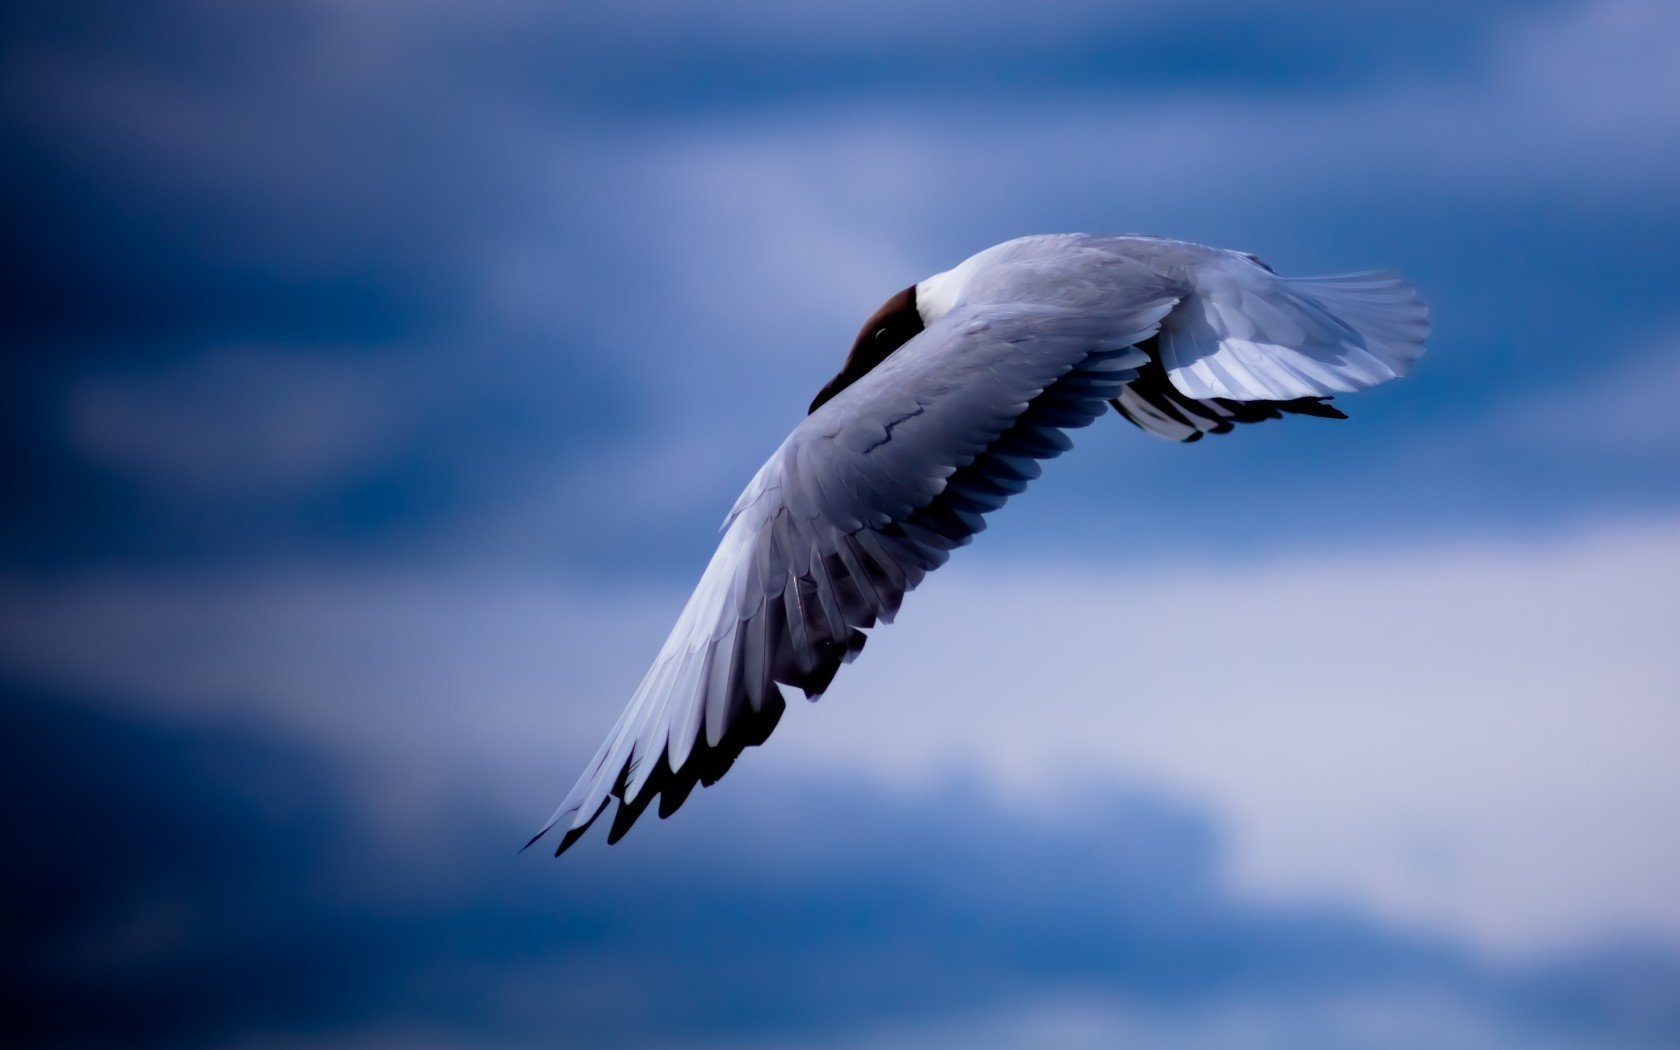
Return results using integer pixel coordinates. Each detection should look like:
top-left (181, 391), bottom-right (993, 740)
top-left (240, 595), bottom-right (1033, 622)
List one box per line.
top-left (808, 285), bottom-right (925, 414)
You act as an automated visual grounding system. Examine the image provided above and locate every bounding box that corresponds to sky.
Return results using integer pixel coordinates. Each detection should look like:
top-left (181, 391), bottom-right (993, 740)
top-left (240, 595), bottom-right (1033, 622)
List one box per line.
top-left (3, 1), bottom-right (1679, 1047)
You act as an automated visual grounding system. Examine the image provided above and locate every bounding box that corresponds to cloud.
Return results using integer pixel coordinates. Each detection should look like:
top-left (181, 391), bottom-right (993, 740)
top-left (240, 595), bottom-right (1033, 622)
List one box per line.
top-left (2, 518), bottom-right (1676, 958)
top-left (7, 4), bottom-right (1680, 1047)
top-left (64, 346), bottom-right (421, 494)
top-left (731, 989), bottom-right (1676, 1050)
top-left (1484, 331), bottom-right (1680, 457)
top-left (794, 520), bottom-right (1680, 957)
top-left (7, 679), bottom-right (1677, 1050)
top-left (5, 0), bottom-right (1680, 576)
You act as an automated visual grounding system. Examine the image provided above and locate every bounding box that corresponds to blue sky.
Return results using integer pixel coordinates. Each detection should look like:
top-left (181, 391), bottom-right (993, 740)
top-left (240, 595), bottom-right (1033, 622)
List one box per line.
top-left (3, 1), bottom-right (1679, 1048)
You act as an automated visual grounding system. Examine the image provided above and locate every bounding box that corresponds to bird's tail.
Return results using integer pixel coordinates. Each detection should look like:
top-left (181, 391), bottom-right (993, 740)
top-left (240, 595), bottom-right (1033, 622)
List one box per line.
top-left (1159, 266), bottom-right (1429, 402)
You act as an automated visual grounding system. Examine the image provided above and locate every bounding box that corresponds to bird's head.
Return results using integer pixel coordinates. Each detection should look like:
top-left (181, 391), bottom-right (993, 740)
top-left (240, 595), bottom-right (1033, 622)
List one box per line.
top-left (807, 284), bottom-right (927, 413)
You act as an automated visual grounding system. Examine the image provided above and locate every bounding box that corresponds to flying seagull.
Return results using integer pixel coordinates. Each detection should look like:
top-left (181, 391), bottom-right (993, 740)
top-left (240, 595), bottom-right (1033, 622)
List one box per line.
top-left (531, 233), bottom-right (1428, 855)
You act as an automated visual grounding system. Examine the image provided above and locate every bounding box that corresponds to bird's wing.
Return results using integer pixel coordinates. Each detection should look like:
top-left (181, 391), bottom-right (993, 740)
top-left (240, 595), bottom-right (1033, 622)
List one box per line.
top-left (1110, 343), bottom-right (1347, 443)
top-left (1156, 261), bottom-right (1429, 401)
top-left (531, 296), bottom-right (1178, 854)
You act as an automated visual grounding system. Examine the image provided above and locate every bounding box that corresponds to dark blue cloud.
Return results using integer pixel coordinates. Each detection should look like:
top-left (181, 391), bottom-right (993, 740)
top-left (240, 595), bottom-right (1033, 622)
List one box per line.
top-left (4, 0), bottom-right (1678, 580)
top-left (476, 0), bottom-right (1559, 118)
top-left (6, 678), bottom-right (1677, 1049)
top-left (4, 8), bottom-right (1677, 1048)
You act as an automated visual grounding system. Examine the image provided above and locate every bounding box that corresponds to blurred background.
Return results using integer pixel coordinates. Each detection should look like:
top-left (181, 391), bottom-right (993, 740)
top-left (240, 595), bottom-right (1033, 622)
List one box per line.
top-left (4, 1), bottom-right (1679, 1047)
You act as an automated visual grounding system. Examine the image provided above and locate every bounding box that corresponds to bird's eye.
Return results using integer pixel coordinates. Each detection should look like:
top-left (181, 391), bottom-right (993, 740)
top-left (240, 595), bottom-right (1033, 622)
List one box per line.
top-left (873, 327), bottom-right (890, 341)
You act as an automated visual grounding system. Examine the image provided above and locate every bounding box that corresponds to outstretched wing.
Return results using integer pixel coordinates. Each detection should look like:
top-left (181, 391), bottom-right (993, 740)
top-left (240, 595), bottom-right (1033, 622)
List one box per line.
top-left (531, 296), bottom-right (1178, 854)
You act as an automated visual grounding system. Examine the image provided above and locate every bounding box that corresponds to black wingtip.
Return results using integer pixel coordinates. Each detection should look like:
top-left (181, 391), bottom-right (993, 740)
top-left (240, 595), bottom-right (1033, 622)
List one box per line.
top-left (1290, 398), bottom-right (1348, 420)
top-left (1111, 349), bottom-right (1354, 441)
top-left (607, 787), bottom-right (659, 844)
top-left (554, 822), bottom-right (594, 857)
top-left (520, 797), bottom-right (611, 858)
top-left (528, 691), bottom-right (792, 857)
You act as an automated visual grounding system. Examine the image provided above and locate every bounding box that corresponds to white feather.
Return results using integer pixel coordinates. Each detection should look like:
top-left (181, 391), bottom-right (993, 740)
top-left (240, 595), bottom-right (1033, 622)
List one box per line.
top-left (1158, 255), bottom-right (1429, 402)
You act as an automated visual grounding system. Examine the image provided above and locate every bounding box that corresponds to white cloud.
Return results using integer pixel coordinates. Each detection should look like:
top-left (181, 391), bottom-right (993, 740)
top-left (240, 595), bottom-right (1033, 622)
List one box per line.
top-left (3, 519), bottom-right (1677, 958)
top-left (784, 520), bottom-right (1680, 957)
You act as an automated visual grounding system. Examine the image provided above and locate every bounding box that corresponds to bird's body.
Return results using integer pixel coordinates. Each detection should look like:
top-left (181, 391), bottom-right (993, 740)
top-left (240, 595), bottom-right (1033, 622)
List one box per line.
top-left (532, 234), bottom-right (1429, 854)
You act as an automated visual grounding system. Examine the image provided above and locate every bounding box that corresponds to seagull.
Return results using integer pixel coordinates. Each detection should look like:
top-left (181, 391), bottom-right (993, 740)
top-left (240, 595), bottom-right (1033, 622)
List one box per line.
top-left (531, 233), bottom-right (1428, 855)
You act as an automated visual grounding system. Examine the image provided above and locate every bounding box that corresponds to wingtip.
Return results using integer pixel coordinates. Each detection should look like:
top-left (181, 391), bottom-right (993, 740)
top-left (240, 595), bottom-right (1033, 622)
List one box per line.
top-left (520, 811), bottom-right (565, 854)
top-left (554, 821), bottom-right (595, 857)
top-left (521, 796), bottom-right (611, 858)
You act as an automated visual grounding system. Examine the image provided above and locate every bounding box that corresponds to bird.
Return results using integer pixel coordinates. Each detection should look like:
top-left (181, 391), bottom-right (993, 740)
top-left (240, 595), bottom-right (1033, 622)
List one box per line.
top-left (530, 233), bottom-right (1429, 855)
